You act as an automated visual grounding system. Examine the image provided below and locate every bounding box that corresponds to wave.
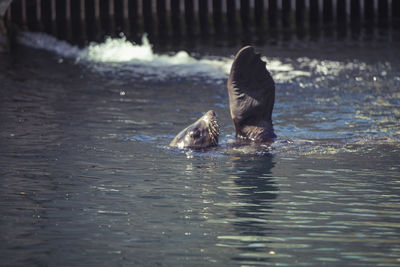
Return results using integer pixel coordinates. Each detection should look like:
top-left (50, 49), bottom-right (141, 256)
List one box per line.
top-left (17, 32), bottom-right (231, 82)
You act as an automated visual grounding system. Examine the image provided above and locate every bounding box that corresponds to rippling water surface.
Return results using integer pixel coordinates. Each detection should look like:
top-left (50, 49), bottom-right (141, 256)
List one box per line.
top-left (0, 32), bottom-right (399, 266)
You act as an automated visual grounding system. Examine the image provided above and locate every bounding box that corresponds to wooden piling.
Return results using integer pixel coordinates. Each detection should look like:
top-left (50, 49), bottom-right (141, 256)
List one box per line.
top-left (71, 0), bottom-right (84, 43)
top-left (198, 0), bottom-right (209, 35)
top-left (337, 0), bottom-right (347, 26)
top-left (3, 0), bottom-right (400, 46)
top-left (323, 0), bottom-right (333, 25)
top-left (240, 0), bottom-right (250, 32)
top-left (156, 0), bottom-right (167, 37)
top-left (254, 0), bottom-right (264, 32)
top-left (171, 0), bottom-right (182, 37)
top-left (114, 0), bottom-right (124, 34)
top-left (226, 0), bottom-right (237, 35)
top-left (364, 0), bottom-right (374, 26)
top-left (336, 0), bottom-right (347, 39)
top-left (128, 0), bottom-right (139, 40)
top-left (309, 0), bottom-right (320, 38)
top-left (268, 0), bottom-right (277, 29)
top-left (184, 0), bottom-right (194, 36)
top-left (10, 0), bottom-right (22, 27)
top-left (394, 0), bottom-right (400, 28)
top-left (212, 0), bottom-right (222, 35)
top-left (142, 0), bottom-right (153, 35)
top-left (282, 0), bottom-right (291, 29)
top-left (25, 0), bottom-right (38, 31)
top-left (322, 0), bottom-right (333, 38)
top-left (350, 0), bottom-right (361, 39)
top-left (378, 0), bottom-right (388, 28)
top-left (309, 0), bottom-right (319, 25)
top-left (296, 0), bottom-right (305, 36)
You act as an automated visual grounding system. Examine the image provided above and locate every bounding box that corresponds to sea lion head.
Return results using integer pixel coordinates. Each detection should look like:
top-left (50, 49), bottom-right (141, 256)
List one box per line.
top-left (227, 46), bottom-right (276, 141)
top-left (170, 110), bottom-right (220, 149)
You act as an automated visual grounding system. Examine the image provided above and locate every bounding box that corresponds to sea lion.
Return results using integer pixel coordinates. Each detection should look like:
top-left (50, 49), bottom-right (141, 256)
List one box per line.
top-left (227, 46), bottom-right (276, 141)
top-left (170, 110), bottom-right (219, 149)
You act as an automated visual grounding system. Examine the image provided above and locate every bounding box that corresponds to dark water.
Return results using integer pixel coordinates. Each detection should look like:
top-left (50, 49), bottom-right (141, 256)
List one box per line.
top-left (1, 33), bottom-right (400, 266)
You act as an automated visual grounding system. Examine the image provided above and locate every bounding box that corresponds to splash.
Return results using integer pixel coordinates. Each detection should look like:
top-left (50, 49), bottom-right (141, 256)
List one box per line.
top-left (84, 34), bottom-right (155, 62)
top-left (16, 31), bottom-right (398, 87)
top-left (16, 31), bottom-right (314, 82)
top-left (17, 31), bottom-right (231, 81)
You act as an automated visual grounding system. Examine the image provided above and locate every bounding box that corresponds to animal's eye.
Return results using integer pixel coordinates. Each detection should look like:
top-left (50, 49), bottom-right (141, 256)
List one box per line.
top-left (190, 130), bottom-right (200, 138)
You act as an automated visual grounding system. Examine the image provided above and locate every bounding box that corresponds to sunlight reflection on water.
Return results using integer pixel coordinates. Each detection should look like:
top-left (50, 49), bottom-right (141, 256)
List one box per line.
top-left (0, 32), bottom-right (399, 266)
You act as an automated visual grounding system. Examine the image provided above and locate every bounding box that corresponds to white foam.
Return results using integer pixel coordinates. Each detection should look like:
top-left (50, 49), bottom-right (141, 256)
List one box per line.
top-left (17, 31), bottom-right (372, 83)
top-left (83, 34), bottom-right (155, 62)
top-left (18, 32), bottom-right (231, 81)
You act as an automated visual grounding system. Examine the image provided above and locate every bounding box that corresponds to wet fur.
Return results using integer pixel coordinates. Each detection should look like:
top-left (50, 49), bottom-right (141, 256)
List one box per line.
top-left (170, 46), bottom-right (275, 149)
top-left (169, 110), bottom-right (220, 149)
top-left (227, 46), bottom-right (276, 141)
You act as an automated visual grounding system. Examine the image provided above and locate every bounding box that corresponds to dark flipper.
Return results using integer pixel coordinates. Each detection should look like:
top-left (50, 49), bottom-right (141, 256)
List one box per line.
top-left (227, 46), bottom-right (276, 141)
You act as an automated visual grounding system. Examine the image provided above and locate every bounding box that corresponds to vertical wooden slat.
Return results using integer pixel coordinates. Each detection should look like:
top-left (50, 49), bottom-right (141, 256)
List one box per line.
top-left (26, 0), bottom-right (38, 31)
top-left (40, 0), bottom-right (52, 33)
top-left (184, 0), bottom-right (194, 36)
top-left (268, 0), bottom-right (277, 29)
top-left (56, 0), bottom-right (67, 38)
top-left (309, 0), bottom-right (319, 24)
top-left (350, 0), bottom-right (360, 24)
top-left (378, 0), bottom-right (388, 28)
top-left (143, 0), bottom-right (153, 34)
top-left (254, 0), bottom-right (264, 31)
top-left (336, 0), bottom-right (347, 38)
top-left (6, 0), bottom-right (399, 44)
top-left (282, 0), bottom-right (291, 29)
top-left (323, 0), bottom-right (333, 25)
top-left (226, 0), bottom-right (237, 34)
top-left (337, 0), bottom-right (346, 26)
top-left (51, 0), bottom-right (56, 24)
top-left (393, 0), bottom-right (400, 28)
top-left (364, 0), bottom-right (374, 38)
top-left (114, 0), bottom-right (124, 33)
top-left (66, 0), bottom-right (71, 21)
top-left (364, 0), bottom-right (374, 26)
top-left (36, 0), bottom-right (43, 31)
top-left (71, 0), bottom-right (82, 43)
top-left (11, 0), bottom-right (22, 27)
top-left (212, 0), bottom-right (222, 34)
top-left (171, 0), bottom-right (181, 36)
top-left (128, 0), bottom-right (139, 39)
top-left (240, 0), bottom-right (250, 32)
top-left (21, 0), bottom-right (27, 27)
top-left (309, 0), bottom-right (319, 38)
top-left (66, 0), bottom-right (72, 40)
top-left (156, 0), bottom-right (167, 37)
top-left (199, 0), bottom-right (209, 35)
top-left (296, 0), bottom-right (305, 31)
top-left (350, 0), bottom-right (361, 39)
top-left (322, 0), bottom-right (333, 38)
top-left (81, 0), bottom-right (87, 41)
top-left (85, 0), bottom-right (95, 40)
top-left (99, 0), bottom-right (109, 36)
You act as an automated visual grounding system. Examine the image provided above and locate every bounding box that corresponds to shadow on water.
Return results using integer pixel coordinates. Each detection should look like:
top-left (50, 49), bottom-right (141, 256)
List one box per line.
top-left (217, 155), bottom-right (280, 264)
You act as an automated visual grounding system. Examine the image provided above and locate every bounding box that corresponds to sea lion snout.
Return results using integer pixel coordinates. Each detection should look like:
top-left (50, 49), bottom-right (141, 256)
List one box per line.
top-left (169, 110), bottom-right (220, 149)
top-left (206, 110), bottom-right (216, 117)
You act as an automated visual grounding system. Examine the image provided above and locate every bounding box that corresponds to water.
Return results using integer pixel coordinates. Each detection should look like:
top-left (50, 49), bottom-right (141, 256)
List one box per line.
top-left (1, 32), bottom-right (400, 266)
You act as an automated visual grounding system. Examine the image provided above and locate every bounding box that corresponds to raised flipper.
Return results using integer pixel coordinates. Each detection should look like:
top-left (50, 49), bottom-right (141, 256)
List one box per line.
top-left (227, 46), bottom-right (276, 141)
